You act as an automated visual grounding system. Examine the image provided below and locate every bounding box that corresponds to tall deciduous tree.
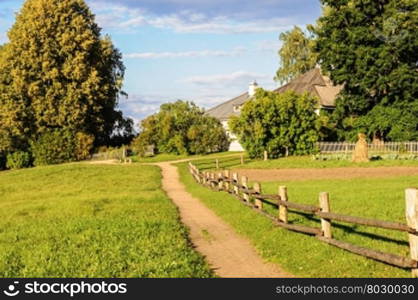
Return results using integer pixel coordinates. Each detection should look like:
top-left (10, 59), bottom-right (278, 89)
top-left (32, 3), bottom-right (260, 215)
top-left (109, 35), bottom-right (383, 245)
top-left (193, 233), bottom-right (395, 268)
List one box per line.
top-left (316, 0), bottom-right (418, 141)
top-left (0, 0), bottom-right (128, 153)
top-left (132, 101), bottom-right (229, 156)
top-left (229, 90), bottom-right (320, 159)
top-left (274, 26), bottom-right (318, 84)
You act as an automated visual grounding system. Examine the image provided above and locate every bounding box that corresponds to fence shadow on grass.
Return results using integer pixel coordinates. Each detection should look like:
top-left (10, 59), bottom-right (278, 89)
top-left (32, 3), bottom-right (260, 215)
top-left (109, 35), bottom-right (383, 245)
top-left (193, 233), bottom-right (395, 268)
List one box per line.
top-left (188, 162), bottom-right (418, 276)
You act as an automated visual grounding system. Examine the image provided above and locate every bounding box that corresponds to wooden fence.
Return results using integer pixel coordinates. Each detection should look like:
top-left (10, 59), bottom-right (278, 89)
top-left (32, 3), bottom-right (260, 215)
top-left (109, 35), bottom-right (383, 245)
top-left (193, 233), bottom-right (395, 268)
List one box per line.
top-left (188, 162), bottom-right (418, 277)
top-left (193, 155), bottom-right (246, 171)
top-left (318, 142), bottom-right (418, 155)
top-left (91, 147), bottom-right (132, 163)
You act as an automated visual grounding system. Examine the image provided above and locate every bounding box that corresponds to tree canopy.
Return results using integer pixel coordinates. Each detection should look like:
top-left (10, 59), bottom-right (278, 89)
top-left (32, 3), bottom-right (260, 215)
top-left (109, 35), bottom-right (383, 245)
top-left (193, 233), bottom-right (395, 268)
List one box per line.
top-left (274, 26), bottom-right (318, 84)
top-left (229, 90), bottom-right (320, 159)
top-left (132, 101), bottom-right (230, 156)
top-left (0, 0), bottom-right (130, 159)
top-left (315, 0), bottom-right (418, 141)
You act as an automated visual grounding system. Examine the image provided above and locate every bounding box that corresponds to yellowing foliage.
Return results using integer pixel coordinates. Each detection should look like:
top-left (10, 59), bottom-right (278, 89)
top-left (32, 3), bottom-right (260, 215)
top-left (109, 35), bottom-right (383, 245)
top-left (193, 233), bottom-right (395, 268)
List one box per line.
top-left (0, 0), bottom-right (126, 154)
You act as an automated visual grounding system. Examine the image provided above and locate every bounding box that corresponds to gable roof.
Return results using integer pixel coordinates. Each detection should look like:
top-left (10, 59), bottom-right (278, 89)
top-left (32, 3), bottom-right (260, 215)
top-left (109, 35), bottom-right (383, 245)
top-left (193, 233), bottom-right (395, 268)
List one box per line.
top-left (206, 92), bottom-right (250, 121)
top-left (274, 68), bottom-right (343, 108)
top-left (207, 68), bottom-right (343, 121)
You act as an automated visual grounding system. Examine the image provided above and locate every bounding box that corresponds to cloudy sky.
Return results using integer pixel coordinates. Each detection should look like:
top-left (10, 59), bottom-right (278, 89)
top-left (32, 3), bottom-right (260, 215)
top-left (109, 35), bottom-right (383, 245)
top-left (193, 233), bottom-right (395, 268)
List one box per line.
top-left (0, 0), bottom-right (322, 126)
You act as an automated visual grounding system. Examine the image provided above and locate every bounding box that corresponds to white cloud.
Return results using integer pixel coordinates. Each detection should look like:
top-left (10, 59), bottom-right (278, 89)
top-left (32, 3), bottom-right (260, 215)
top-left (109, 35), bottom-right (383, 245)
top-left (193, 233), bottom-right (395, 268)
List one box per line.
top-left (149, 15), bottom-right (293, 34)
top-left (0, 32), bottom-right (7, 44)
top-left (184, 71), bottom-right (270, 87)
top-left (256, 40), bottom-right (282, 52)
top-left (125, 47), bottom-right (246, 59)
top-left (90, 2), bottom-right (295, 34)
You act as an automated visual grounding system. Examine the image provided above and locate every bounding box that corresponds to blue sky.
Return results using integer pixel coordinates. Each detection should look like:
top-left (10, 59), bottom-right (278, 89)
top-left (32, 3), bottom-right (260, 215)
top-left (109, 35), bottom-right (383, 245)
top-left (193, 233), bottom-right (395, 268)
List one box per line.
top-left (0, 0), bottom-right (322, 126)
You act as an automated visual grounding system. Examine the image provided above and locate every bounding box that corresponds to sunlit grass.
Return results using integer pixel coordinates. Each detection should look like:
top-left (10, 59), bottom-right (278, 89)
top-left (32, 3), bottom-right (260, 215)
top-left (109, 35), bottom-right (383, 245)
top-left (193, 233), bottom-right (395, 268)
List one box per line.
top-left (0, 164), bottom-right (213, 278)
top-left (236, 155), bottom-right (418, 169)
top-left (177, 162), bottom-right (416, 278)
top-left (131, 151), bottom-right (243, 163)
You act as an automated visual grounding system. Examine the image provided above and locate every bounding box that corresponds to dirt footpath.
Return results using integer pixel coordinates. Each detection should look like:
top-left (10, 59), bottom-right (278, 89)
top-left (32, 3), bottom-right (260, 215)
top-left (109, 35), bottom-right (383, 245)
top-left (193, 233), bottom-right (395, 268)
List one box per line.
top-left (235, 167), bottom-right (418, 182)
top-left (156, 162), bottom-right (292, 278)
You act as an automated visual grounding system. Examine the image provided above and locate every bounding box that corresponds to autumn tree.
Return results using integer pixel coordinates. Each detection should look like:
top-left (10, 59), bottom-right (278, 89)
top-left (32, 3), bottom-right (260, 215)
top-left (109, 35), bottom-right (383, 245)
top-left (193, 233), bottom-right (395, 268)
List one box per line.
top-left (0, 0), bottom-right (130, 160)
top-left (229, 90), bottom-right (320, 159)
top-left (132, 101), bottom-right (229, 156)
top-left (315, 0), bottom-right (418, 141)
top-left (274, 26), bottom-right (318, 84)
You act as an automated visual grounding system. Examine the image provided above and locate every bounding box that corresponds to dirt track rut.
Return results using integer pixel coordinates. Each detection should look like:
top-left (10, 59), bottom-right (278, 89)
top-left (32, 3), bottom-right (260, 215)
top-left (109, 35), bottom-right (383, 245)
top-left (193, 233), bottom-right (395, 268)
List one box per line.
top-left (156, 162), bottom-right (292, 278)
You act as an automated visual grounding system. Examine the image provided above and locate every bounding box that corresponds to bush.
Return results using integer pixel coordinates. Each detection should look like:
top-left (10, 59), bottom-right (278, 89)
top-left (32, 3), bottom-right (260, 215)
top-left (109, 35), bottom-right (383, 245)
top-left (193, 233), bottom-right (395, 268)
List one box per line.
top-left (75, 132), bottom-right (94, 161)
top-left (133, 101), bottom-right (229, 156)
top-left (31, 129), bottom-right (76, 166)
top-left (230, 90), bottom-right (320, 159)
top-left (6, 151), bottom-right (32, 170)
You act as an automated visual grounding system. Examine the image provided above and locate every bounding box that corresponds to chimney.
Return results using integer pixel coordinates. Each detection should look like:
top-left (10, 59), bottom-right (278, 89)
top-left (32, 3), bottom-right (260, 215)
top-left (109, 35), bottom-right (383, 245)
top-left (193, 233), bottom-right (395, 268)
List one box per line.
top-left (248, 80), bottom-right (259, 97)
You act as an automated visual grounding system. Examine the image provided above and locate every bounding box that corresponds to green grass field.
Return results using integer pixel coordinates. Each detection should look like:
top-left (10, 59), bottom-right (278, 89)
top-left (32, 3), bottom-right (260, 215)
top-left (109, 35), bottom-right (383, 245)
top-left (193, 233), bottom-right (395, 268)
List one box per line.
top-left (131, 151), bottom-right (243, 164)
top-left (0, 164), bottom-right (213, 278)
top-left (177, 162), bottom-right (417, 278)
top-left (236, 156), bottom-right (418, 169)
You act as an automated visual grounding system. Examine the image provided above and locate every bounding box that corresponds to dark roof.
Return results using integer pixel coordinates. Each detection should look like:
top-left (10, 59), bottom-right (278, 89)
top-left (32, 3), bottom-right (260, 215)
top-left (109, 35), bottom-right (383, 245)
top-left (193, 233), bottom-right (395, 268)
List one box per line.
top-left (206, 92), bottom-right (250, 121)
top-left (274, 68), bottom-right (342, 108)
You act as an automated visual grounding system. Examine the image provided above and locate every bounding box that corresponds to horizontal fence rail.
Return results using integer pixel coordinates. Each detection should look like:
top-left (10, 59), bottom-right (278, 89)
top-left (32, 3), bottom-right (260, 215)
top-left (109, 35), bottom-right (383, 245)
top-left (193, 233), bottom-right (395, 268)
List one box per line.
top-left (91, 148), bottom-right (131, 163)
top-left (188, 162), bottom-right (418, 277)
top-left (193, 155), bottom-right (246, 171)
top-left (317, 142), bottom-right (418, 154)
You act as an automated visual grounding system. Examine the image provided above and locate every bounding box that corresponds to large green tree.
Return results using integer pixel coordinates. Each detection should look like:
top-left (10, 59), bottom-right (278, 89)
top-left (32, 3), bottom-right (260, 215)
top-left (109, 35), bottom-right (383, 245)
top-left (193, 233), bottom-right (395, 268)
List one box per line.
top-left (0, 0), bottom-right (128, 154)
top-left (229, 90), bottom-right (320, 159)
top-left (316, 0), bottom-right (418, 141)
top-left (132, 101), bottom-right (229, 156)
top-left (274, 26), bottom-right (318, 84)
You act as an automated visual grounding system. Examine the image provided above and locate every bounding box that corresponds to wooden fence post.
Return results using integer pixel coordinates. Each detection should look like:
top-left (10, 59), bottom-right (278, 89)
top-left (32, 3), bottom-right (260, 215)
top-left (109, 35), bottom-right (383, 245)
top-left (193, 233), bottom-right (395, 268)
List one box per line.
top-left (232, 173), bottom-right (239, 195)
top-left (319, 192), bottom-right (332, 238)
top-left (406, 188), bottom-right (418, 277)
top-left (241, 154), bottom-right (244, 165)
top-left (196, 168), bottom-right (201, 184)
top-left (200, 171), bottom-right (204, 184)
top-left (216, 159), bottom-right (219, 170)
top-left (210, 173), bottom-right (216, 189)
top-left (279, 186), bottom-right (288, 224)
top-left (264, 151), bottom-right (268, 161)
top-left (122, 146), bottom-right (127, 161)
top-left (254, 182), bottom-right (263, 210)
top-left (241, 176), bottom-right (250, 203)
top-left (218, 172), bottom-right (224, 190)
top-left (224, 170), bottom-right (230, 192)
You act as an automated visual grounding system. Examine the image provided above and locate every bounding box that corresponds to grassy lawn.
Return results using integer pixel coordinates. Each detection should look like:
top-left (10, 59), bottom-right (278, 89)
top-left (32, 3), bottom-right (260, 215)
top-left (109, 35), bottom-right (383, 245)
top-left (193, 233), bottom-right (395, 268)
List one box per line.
top-left (0, 164), bottom-right (213, 278)
top-left (177, 162), bottom-right (417, 278)
top-left (131, 151), bottom-right (243, 164)
top-left (235, 155), bottom-right (418, 169)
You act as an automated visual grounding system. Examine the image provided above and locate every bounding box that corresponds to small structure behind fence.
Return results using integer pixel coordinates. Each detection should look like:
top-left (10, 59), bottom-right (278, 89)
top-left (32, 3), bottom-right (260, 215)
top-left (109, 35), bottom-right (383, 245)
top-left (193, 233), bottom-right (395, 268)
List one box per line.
top-left (317, 142), bottom-right (418, 155)
top-left (188, 162), bottom-right (418, 277)
top-left (91, 147), bottom-right (132, 163)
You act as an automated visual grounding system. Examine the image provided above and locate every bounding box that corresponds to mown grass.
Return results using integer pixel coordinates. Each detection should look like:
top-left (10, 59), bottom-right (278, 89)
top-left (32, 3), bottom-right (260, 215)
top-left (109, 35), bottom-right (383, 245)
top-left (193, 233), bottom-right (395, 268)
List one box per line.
top-left (235, 156), bottom-right (418, 169)
top-left (131, 151), bottom-right (243, 164)
top-left (177, 162), bottom-right (417, 278)
top-left (0, 164), bottom-right (213, 278)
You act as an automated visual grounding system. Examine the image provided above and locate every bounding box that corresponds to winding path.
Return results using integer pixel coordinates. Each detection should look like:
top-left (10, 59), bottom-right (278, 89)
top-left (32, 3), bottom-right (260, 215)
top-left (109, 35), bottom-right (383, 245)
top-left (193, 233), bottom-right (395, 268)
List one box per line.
top-left (155, 161), bottom-right (292, 278)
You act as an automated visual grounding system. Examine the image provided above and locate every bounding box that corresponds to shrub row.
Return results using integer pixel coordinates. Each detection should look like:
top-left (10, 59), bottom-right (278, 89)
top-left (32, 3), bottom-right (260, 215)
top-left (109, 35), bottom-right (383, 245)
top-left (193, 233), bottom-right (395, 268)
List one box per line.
top-left (1, 130), bottom-right (94, 170)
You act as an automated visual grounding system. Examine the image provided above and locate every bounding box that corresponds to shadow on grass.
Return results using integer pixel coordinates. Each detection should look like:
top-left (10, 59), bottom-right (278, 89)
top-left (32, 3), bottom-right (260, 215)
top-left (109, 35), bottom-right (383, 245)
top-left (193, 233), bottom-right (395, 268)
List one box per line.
top-left (288, 210), bottom-right (409, 247)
